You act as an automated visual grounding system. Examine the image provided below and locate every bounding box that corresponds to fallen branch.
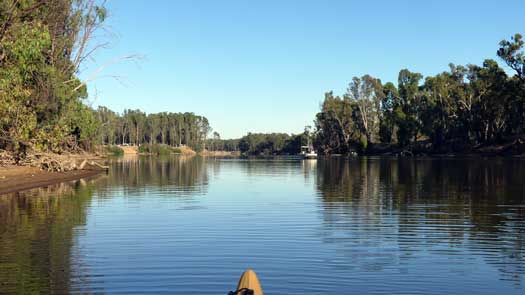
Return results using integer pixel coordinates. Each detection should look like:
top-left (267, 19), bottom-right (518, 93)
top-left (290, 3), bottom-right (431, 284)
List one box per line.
top-left (1, 149), bottom-right (108, 172)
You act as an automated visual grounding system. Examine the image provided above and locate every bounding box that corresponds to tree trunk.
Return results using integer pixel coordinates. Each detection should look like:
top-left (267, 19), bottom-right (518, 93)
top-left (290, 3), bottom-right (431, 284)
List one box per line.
top-left (136, 127), bottom-right (139, 146)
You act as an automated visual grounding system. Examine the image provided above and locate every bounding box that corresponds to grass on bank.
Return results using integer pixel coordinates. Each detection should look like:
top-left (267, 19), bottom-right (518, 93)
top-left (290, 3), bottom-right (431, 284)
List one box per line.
top-left (105, 145), bottom-right (124, 156)
top-left (138, 144), bottom-right (183, 155)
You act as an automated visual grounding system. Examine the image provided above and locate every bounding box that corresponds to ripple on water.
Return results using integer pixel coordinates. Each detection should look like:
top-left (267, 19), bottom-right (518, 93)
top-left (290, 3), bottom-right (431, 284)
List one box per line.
top-left (1, 157), bottom-right (524, 294)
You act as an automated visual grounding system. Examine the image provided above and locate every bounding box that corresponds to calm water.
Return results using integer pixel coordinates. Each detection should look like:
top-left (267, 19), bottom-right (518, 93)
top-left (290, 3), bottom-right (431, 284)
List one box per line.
top-left (1, 156), bottom-right (524, 294)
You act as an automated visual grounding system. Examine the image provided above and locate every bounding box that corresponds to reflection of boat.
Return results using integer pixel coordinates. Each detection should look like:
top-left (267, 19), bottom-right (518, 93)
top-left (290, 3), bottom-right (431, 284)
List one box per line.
top-left (229, 269), bottom-right (263, 295)
top-left (301, 145), bottom-right (317, 159)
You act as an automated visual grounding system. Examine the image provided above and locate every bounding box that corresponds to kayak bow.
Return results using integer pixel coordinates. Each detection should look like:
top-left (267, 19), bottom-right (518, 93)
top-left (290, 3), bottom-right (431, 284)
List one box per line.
top-left (229, 269), bottom-right (263, 295)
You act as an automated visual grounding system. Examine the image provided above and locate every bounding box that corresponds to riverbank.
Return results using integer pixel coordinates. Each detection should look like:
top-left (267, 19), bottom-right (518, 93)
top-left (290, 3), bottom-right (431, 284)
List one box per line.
top-left (114, 144), bottom-right (239, 157)
top-left (113, 144), bottom-right (198, 156)
top-left (200, 150), bottom-right (240, 157)
top-left (363, 136), bottom-right (525, 157)
top-left (0, 149), bottom-right (109, 194)
top-left (10, 140), bottom-right (522, 197)
top-left (0, 165), bottom-right (105, 195)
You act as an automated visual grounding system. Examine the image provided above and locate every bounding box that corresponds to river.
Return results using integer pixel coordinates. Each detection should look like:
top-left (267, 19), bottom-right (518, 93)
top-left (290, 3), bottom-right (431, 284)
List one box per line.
top-left (0, 156), bottom-right (524, 294)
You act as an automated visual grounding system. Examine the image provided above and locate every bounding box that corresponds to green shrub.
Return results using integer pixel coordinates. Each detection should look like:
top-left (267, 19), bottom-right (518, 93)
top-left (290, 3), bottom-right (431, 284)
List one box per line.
top-left (106, 145), bottom-right (124, 156)
top-left (358, 136), bottom-right (368, 153)
top-left (139, 144), bottom-right (175, 155)
top-left (192, 143), bottom-right (204, 152)
top-left (138, 144), bottom-right (148, 154)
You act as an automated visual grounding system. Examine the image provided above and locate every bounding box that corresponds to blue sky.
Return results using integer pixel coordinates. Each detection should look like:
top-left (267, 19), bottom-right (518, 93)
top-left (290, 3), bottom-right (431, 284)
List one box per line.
top-left (84, 0), bottom-right (525, 139)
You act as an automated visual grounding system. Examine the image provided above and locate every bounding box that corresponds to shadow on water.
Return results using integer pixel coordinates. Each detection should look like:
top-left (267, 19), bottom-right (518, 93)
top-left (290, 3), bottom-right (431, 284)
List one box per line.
top-left (315, 157), bottom-right (525, 285)
top-left (0, 179), bottom-right (97, 294)
top-left (0, 155), bottom-right (213, 294)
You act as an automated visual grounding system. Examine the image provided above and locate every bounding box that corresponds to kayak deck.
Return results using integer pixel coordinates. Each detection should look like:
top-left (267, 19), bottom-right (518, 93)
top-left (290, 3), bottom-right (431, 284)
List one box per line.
top-left (230, 269), bottom-right (263, 295)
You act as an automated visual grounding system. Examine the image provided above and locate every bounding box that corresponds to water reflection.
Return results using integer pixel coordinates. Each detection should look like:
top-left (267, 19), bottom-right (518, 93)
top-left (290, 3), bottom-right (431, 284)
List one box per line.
top-left (0, 157), bottom-right (523, 294)
top-left (0, 156), bottom-right (214, 294)
top-left (0, 179), bottom-right (97, 294)
top-left (315, 157), bottom-right (525, 285)
top-left (97, 155), bottom-right (211, 198)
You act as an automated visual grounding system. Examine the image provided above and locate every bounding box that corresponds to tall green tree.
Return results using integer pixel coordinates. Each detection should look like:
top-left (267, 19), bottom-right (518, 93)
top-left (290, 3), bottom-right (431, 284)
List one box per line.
top-left (396, 69), bottom-right (423, 146)
top-left (497, 33), bottom-right (524, 79)
top-left (314, 33), bottom-right (525, 154)
top-left (497, 34), bottom-right (525, 134)
top-left (378, 82), bottom-right (399, 143)
top-left (346, 75), bottom-right (384, 147)
top-left (314, 92), bottom-right (358, 154)
top-left (0, 0), bottom-right (107, 156)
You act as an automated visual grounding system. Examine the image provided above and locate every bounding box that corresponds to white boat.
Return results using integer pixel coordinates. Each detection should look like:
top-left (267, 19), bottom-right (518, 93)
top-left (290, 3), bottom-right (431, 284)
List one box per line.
top-left (301, 145), bottom-right (317, 159)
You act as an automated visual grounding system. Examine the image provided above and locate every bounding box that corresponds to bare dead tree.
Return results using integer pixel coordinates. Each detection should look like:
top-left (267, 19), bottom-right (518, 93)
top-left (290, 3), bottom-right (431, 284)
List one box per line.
top-left (63, 0), bottom-right (143, 93)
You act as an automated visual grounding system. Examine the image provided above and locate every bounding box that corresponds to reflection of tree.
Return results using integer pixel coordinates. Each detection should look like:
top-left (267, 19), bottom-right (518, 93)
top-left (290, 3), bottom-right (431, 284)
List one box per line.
top-left (239, 159), bottom-right (303, 178)
top-left (315, 157), bottom-right (525, 284)
top-left (0, 180), bottom-right (96, 294)
top-left (96, 156), bottom-right (211, 198)
top-left (0, 156), bottom-right (213, 293)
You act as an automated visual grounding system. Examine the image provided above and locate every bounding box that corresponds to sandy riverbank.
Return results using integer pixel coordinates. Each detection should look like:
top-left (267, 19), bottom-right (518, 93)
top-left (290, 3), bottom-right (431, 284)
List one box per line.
top-left (0, 146), bottom-right (240, 195)
top-left (0, 165), bottom-right (106, 195)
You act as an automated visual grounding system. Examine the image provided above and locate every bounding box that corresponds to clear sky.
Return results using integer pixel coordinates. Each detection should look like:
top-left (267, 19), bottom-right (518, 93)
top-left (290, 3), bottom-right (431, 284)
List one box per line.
top-left (84, 0), bottom-right (525, 139)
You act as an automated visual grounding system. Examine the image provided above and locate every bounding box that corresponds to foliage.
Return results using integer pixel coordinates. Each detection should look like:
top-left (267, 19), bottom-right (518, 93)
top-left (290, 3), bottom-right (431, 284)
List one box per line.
top-left (0, 0), bottom-right (105, 157)
top-left (237, 132), bottom-right (307, 155)
top-left (138, 144), bottom-right (177, 155)
top-left (1, 2), bottom-right (522, 160)
top-left (497, 33), bottom-right (524, 79)
top-left (0, 1), bottom-right (213, 158)
top-left (314, 91), bottom-right (357, 154)
top-left (205, 131), bottom-right (241, 151)
top-left (347, 75), bottom-right (384, 144)
top-left (314, 33), bottom-right (525, 154)
top-left (207, 138), bottom-right (240, 152)
top-left (105, 145), bottom-right (124, 156)
top-left (95, 109), bottom-right (211, 151)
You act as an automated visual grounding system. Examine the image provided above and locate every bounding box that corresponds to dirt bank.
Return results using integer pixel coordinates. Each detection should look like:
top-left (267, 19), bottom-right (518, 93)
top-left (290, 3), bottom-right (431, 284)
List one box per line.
top-left (119, 145), bottom-right (138, 154)
top-left (0, 165), bottom-right (105, 195)
top-left (360, 135), bottom-right (525, 157)
top-left (199, 150), bottom-right (240, 157)
top-left (176, 146), bottom-right (197, 155)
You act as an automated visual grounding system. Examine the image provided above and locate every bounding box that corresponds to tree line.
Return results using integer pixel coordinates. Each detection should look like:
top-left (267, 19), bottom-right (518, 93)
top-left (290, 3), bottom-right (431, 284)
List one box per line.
top-left (2, 0), bottom-right (522, 158)
top-left (205, 132), bottom-right (310, 155)
top-left (206, 132), bottom-right (240, 152)
top-left (0, 0), bottom-right (212, 158)
top-left (95, 107), bottom-right (211, 151)
top-left (236, 132), bottom-right (307, 155)
top-left (315, 34), bottom-right (525, 155)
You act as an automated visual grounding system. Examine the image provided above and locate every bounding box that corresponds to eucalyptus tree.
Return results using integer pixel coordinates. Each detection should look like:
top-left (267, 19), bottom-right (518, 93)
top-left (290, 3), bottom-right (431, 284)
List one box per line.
top-left (421, 72), bottom-right (458, 146)
top-left (497, 34), bottom-right (525, 134)
top-left (313, 33), bottom-right (525, 155)
top-left (211, 132), bottom-right (221, 151)
top-left (237, 133), bottom-right (302, 155)
top-left (122, 109), bottom-right (145, 145)
top-left (314, 92), bottom-right (358, 154)
top-left (346, 75), bottom-right (384, 146)
top-left (397, 69), bottom-right (423, 146)
top-left (497, 33), bottom-right (524, 79)
top-left (197, 116), bottom-right (211, 150)
top-left (379, 82), bottom-right (400, 143)
top-left (167, 113), bottom-right (181, 146)
top-left (96, 106), bottom-right (118, 144)
top-left (158, 112), bottom-right (170, 144)
top-left (0, 0), bottom-right (108, 155)
top-left (468, 60), bottom-right (508, 142)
